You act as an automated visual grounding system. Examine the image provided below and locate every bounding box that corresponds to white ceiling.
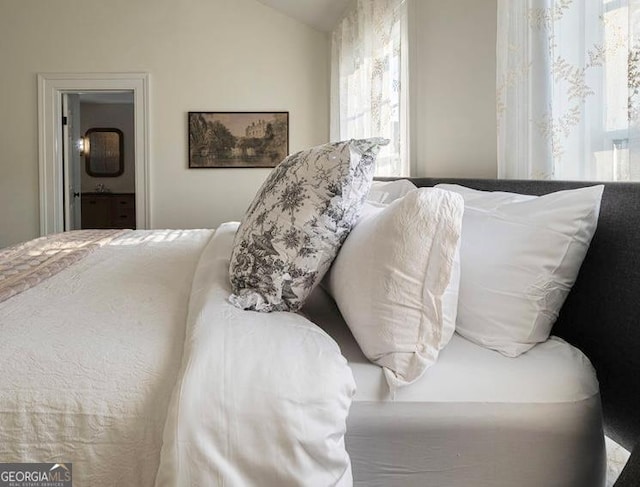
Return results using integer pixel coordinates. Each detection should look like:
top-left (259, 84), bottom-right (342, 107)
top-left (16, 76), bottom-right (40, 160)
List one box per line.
top-left (256, 0), bottom-right (351, 32)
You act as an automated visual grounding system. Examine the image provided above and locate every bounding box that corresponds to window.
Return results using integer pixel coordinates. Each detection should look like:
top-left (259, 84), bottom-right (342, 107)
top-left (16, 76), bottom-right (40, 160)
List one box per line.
top-left (497, 0), bottom-right (640, 181)
top-left (331, 0), bottom-right (409, 176)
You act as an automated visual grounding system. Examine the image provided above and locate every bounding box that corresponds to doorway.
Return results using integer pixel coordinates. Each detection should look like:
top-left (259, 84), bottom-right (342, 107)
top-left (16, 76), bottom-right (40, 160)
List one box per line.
top-left (37, 73), bottom-right (149, 236)
top-left (62, 92), bottom-right (136, 230)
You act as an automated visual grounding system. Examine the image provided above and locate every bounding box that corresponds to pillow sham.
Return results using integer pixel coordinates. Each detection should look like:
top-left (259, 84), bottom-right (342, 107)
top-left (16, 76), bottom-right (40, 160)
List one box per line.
top-left (229, 138), bottom-right (389, 312)
top-left (326, 188), bottom-right (464, 390)
top-left (367, 179), bottom-right (418, 204)
top-left (436, 183), bottom-right (604, 357)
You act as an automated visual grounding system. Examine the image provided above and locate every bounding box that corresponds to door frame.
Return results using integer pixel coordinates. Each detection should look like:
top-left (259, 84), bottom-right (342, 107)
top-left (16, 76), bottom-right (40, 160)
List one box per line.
top-left (37, 72), bottom-right (150, 235)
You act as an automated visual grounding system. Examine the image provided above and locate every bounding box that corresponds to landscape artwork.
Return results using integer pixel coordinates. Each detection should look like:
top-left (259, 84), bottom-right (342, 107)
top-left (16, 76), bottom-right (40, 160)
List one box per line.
top-left (188, 112), bottom-right (289, 168)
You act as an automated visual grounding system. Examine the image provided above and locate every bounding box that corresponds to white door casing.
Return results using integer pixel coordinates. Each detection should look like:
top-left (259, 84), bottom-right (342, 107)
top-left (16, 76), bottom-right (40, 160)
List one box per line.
top-left (38, 73), bottom-right (150, 235)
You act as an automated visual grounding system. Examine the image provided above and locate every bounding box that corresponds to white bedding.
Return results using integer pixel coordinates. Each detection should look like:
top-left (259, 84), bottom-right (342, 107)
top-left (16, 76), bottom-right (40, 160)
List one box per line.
top-left (303, 287), bottom-right (607, 487)
top-left (0, 230), bottom-right (212, 485)
top-left (0, 226), bottom-right (356, 486)
top-left (0, 225), bottom-right (606, 487)
top-left (155, 222), bottom-right (355, 486)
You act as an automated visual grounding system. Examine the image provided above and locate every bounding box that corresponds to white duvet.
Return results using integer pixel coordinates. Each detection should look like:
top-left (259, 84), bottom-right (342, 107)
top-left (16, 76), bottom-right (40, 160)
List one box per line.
top-left (156, 223), bottom-right (355, 486)
top-left (0, 226), bottom-right (356, 486)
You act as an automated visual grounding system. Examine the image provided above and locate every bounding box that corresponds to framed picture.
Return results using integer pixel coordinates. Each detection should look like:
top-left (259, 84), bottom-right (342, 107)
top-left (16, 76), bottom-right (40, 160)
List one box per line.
top-left (188, 111), bottom-right (289, 168)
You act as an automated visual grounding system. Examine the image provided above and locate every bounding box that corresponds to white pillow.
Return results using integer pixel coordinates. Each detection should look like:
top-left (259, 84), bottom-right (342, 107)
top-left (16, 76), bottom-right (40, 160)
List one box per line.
top-left (326, 188), bottom-right (464, 390)
top-left (366, 180), bottom-right (461, 345)
top-left (367, 179), bottom-right (418, 204)
top-left (436, 183), bottom-right (604, 357)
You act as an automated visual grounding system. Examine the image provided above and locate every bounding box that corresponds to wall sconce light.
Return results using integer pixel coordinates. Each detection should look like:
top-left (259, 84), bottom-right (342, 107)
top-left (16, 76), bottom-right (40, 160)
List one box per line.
top-left (78, 137), bottom-right (90, 156)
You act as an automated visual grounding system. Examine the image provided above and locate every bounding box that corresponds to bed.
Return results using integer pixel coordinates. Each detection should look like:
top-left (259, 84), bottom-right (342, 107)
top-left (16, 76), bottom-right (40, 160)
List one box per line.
top-left (1, 176), bottom-right (638, 486)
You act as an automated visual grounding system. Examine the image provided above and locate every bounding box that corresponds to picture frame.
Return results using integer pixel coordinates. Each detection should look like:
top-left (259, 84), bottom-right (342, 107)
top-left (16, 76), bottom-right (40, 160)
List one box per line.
top-left (188, 111), bottom-right (289, 168)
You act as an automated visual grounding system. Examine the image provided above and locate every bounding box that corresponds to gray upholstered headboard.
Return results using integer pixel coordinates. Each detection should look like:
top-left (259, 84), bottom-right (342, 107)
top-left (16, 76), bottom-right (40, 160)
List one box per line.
top-left (392, 178), bottom-right (640, 452)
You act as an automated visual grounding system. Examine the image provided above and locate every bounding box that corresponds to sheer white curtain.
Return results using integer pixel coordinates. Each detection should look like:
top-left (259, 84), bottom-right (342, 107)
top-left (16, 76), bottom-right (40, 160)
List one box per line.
top-left (497, 0), bottom-right (640, 181)
top-left (331, 0), bottom-right (409, 176)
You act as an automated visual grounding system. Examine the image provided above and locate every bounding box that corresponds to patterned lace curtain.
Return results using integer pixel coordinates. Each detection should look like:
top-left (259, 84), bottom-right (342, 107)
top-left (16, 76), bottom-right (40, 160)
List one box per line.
top-left (497, 0), bottom-right (640, 181)
top-left (330, 0), bottom-right (409, 176)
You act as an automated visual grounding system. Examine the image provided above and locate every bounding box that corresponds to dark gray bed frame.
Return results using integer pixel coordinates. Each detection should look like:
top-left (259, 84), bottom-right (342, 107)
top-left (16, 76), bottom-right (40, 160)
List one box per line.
top-left (386, 177), bottom-right (640, 483)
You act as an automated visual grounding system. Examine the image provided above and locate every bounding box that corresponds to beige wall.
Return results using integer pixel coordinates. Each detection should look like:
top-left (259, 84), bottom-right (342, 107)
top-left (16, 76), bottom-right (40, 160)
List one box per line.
top-left (410, 0), bottom-right (497, 178)
top-left (0, 0), bottom-right (330, 247)
top-left (80, 103), bottom-right (136, 194)
top-left (0, 0), bottom-right (499, 247)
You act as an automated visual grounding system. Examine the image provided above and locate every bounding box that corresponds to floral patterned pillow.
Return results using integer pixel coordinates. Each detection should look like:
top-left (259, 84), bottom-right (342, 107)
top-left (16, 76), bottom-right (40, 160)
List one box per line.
top-left (229, 138), bottom-right (389, 312)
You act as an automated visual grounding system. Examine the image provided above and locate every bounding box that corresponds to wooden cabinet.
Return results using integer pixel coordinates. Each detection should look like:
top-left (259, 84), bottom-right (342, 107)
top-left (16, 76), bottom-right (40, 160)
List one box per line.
top-left (111, 194), bottom-right (136, 229)
top-left (81, 193), bottom-right (136, 229)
